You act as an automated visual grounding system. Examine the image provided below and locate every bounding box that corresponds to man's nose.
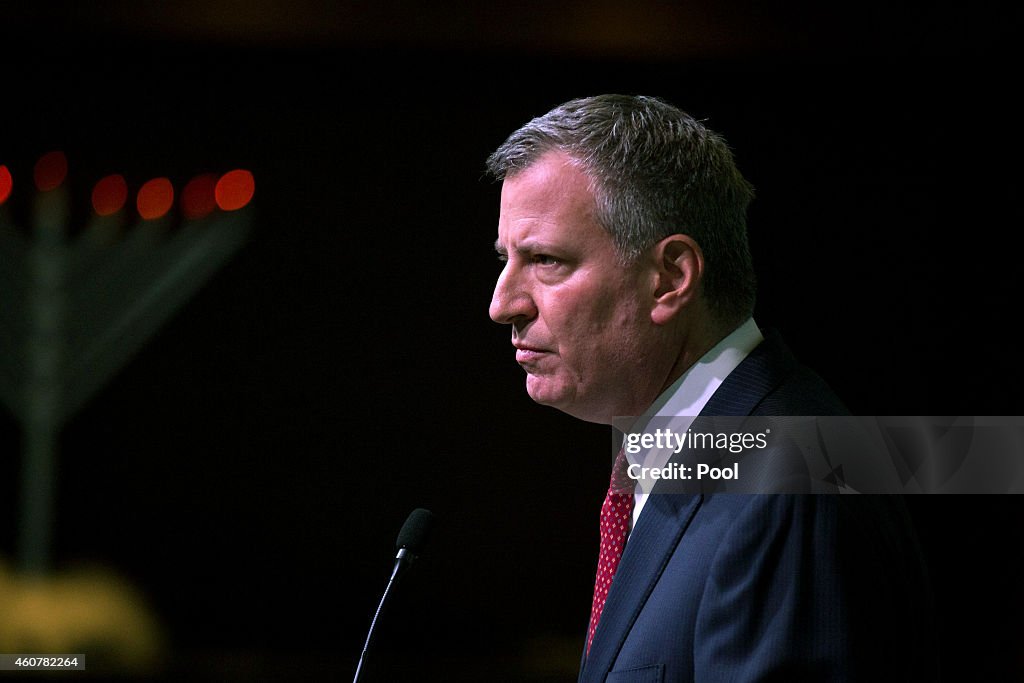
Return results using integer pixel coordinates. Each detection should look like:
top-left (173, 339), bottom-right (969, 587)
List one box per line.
top-left (489, 264), bottom-right (537, 324)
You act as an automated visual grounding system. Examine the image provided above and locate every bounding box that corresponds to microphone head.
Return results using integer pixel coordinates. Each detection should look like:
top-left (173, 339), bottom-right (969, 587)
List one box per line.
top-left (395, 508), bottom-right (435, 554)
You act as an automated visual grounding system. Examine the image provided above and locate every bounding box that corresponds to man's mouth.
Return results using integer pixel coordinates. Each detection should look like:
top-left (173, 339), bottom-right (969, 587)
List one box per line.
top-left (513, 343), bottom-right (549, 363)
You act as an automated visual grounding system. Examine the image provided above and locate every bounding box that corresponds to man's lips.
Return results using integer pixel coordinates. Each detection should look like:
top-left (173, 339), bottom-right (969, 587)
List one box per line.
top-left (513, 343), bottom-right (550, 363)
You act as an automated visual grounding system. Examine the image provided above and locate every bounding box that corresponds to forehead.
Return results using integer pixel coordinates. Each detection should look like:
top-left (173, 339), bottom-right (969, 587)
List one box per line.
top-left (496, 152), bottom-right (605, 247)
top-left (501, 152), bottom-right (593, 212)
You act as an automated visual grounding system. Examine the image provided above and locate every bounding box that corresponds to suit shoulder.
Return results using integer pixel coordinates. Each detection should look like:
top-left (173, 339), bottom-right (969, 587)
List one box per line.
top-left (757, 364), bottom-right (850, 416)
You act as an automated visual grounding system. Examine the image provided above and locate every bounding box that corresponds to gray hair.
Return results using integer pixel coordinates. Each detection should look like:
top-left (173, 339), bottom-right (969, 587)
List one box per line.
top-left (486, 94), bottom-right (757, 327)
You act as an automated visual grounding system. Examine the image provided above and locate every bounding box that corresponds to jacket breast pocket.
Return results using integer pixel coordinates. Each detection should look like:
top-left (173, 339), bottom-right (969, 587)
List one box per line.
top-left (606, 663), bottom-right (664, 683)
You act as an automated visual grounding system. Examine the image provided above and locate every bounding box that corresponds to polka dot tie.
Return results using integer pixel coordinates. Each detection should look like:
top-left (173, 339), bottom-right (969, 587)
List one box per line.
top-left (586, 446), bottom-right (635, 655)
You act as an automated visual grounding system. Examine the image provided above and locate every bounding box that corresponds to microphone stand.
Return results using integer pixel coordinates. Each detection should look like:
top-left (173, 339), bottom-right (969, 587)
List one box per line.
top-left (352, 547), bottom-right (414, 683)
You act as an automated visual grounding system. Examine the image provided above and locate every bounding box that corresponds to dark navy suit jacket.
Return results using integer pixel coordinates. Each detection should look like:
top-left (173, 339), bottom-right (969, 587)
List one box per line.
top-left (579, 332), bottom-right (938, 682)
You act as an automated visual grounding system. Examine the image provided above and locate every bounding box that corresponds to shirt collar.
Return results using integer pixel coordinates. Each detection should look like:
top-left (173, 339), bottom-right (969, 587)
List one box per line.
top-left (650, 317), bottom-right (764, 419)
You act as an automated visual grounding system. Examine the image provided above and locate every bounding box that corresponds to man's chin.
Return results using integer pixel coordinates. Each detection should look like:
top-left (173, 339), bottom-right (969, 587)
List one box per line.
top-left (525, 376), bottom-right (570, 409)
top-left (525, 378), bottom-right (606, 422)
top-left (526, 378), bottom-right (616, 424)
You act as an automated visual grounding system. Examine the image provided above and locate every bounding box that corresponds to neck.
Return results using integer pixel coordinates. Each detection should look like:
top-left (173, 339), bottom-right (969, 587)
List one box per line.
top-left (657, 316), bottom-right (738, 398)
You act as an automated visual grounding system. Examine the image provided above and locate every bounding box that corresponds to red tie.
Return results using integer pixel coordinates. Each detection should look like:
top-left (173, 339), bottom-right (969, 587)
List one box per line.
top-left (586, 447), bottom-right (635, 654)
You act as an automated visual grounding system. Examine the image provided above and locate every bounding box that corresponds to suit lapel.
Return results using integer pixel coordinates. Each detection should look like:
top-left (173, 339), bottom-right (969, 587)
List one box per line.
top-left (579, 492), bottom-right (702, 682)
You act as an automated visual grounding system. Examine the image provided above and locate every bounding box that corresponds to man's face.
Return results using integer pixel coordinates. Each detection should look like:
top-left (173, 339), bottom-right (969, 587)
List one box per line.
top-left (490, 152), bottom-right (658, 424)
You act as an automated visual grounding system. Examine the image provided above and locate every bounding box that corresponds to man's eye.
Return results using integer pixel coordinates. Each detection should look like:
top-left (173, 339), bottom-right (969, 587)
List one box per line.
top-left (533, 254), bottom-right (557, 266)
top-left (496, 253), bottom-right (508, 263)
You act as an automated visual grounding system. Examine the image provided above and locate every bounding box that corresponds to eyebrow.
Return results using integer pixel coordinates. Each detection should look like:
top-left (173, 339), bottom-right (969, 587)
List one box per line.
top-left (494, 239), bottom-right (558, 256)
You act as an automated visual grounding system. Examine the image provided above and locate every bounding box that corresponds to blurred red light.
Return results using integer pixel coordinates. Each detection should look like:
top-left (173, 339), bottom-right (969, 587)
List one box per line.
top-left (91, 174), bottom-right (128, 216)
top-left (0, 165), bottom-right (11, 205)
top-left (215, 169), bottom-right (255, 211)
top-left (34, 151), bottom-right (68, 191)
top-left (182, 173), bottom-right (218, 220)
top-left (136, 178), bottom-right (174, 220)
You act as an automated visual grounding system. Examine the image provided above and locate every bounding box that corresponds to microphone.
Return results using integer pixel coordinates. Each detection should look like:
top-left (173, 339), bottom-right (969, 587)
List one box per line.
top-left (394, 507), bottom-right (435, 571)
top-left (352, 508), bottom-right (436, 683)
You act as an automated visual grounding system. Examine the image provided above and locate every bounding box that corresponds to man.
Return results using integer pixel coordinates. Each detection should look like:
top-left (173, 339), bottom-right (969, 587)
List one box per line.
top-left (487, 95), bottom-right (936, 681)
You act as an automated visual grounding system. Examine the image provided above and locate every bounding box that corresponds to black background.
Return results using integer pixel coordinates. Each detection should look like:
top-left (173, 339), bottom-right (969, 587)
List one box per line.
top-left (1, 3), bottom-right (1022, 681)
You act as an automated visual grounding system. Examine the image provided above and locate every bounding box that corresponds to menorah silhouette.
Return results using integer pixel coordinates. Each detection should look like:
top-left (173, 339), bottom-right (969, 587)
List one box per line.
top-left (0, 151), bottom-right (254, 574)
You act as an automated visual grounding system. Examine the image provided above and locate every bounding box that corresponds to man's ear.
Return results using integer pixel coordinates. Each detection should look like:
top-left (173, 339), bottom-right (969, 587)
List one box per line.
top-left (649, 234), bottom-right (703, 326)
